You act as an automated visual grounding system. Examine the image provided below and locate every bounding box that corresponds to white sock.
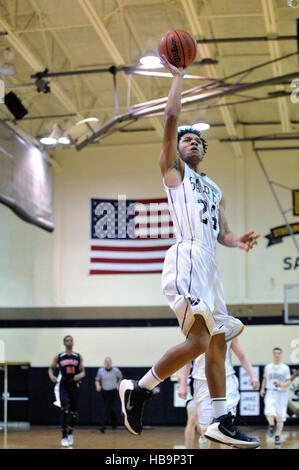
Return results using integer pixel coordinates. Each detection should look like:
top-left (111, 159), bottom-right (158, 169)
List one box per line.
top-left (138, 367), bottom-right (163, 391)
top-left (211, 398), bottom-right (227, 419)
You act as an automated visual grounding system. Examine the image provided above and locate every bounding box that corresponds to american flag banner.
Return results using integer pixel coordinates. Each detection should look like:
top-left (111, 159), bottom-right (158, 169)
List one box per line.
top-left (90, 197), bottom-right (175, 274)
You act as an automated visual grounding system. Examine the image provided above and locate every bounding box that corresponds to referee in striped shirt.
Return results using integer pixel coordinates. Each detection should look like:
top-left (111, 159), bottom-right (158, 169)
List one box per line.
top-left (95, 357), bottom-right (123, 432)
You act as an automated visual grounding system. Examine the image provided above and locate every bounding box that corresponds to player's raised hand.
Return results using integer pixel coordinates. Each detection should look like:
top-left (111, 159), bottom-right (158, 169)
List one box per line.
top-left (160, 55), bottom-right (185, 78)
top-left (237, 232), bottom-right (260, 252)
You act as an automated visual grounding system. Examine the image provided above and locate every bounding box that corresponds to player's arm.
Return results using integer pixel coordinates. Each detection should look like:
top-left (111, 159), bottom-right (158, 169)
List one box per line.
top-left (48, 355), bottom-right (59, 383)
top-left (159, 55), bottom-right (185, 187)
top-left (218, 195), bottom-right (260, 251)
top-left (74, 356), bottom-right (85, 382)
top-left (231, 338), bottom-right (259, 390)
top-left (260, 376), bottom-right (266, 397)
top-left (276, 378), bottom-right (291, 389)
top-left (177, 362), bottom-right (191, 399)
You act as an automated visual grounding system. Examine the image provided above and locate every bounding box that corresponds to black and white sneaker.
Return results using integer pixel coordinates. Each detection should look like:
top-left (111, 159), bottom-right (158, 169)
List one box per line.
top-left (119, 379), bottom-right (151, 435)
top-left (204, 412), bottom-right (260, 449)
top-left (274, 435), bottom-right (281, 445)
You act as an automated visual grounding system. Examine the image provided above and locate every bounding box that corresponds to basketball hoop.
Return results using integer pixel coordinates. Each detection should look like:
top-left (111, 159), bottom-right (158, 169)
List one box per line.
top-left (287, 0), bottom-right (299, 7)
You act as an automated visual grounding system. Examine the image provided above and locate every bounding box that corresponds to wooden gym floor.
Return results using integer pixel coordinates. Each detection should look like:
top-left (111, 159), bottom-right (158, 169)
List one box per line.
top-left (1, 425), bottom-right (298, 449)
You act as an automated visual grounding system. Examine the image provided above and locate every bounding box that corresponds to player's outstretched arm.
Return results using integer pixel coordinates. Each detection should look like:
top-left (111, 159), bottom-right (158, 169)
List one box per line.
top-left (231, 338), bottom-right (259, 389)
top-left (48, 355), bottom-right (58, 383)
top-left (218, 195), bottom-right (260, 251)
top-left (159, 55), bottom-right (185, 187)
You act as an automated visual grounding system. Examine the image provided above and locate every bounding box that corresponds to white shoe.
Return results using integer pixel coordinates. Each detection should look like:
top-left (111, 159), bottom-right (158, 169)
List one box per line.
top-left (61, 437), bottom-right (69, 447)
top-left (68, 434), bottom-right (74, 446)
top-left (204, 413), bottom-right (260, 449)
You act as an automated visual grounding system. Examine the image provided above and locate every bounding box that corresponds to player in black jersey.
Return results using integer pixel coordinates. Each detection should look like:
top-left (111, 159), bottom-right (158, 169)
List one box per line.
top-left (48, 335), bottom-right (85, 447)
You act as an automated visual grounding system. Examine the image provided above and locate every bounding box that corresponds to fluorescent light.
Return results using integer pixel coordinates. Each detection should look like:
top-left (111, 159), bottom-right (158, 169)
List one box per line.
top-left (40, 136), bottom-right (57, 145)
top-left (58, 136), bottom-right (70, 144)
top-left (131, 70), bottom-right (205, 79)
top-left (76, 117), bottom-right (99, 126)
top-left (193, 122), bottom-right (210, 131)
top-left (139, 54), bottom-right (161, 68)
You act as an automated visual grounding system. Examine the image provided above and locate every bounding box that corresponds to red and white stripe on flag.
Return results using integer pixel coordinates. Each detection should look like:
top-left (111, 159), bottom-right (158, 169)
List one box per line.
top-left (90, 198), bottom-right (175, 274)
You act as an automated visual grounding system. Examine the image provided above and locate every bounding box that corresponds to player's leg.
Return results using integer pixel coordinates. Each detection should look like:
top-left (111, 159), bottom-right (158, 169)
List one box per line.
top-left (151, 314), bottom-right (210, 380)
top-left (120, 314), bottom-right (211, 435)
top-left (264, 391), bottom-right (276, 437)
top-left (59, 384), bottom-right (71, 447)
top-left (184, 402), bottom-right (198, 449)
top-left (274, 393), bottom-right (288, 445)
top-left (195, 380), bottom-right (213, 449)
top-left (68, 384), bottom-right (79, 446)
top-left (204, 334), bottom-right (260, 449)
top-left (266, 415), bottom-right (275, 436)
top-left (205, 333), bottom-right (227, 417)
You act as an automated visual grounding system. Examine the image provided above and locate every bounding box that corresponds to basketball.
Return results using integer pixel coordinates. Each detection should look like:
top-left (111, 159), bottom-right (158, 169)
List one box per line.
top-left (158, 29), bottom-right (197, 68)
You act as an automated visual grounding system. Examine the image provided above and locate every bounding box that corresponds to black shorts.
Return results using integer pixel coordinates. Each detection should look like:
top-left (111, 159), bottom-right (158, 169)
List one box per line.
top-left (59, 381), bottom-right (79, 412)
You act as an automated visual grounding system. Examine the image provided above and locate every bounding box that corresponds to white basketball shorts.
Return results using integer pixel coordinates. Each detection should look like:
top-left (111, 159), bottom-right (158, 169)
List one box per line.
top-left (264, 390), bottom-right (288, 421)
top-left (162, 240), bottom-right (244, 339)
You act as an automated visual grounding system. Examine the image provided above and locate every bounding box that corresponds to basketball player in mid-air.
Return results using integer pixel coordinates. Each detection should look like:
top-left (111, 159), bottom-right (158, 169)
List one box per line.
top-left (260, 347), bottom-right (291, 445)
top-left (48, 335), bottom-right (85, 447)
top-left (120, 55), bottom-right (260, 448)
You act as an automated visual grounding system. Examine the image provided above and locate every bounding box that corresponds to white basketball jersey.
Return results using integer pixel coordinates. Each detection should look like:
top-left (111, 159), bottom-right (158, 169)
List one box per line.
top-left (163, 163), bottom-right (222, 253)
top-left (192, 341), bottom-right (234, 380)
top-left (264, 363), bottom-right (291, 392)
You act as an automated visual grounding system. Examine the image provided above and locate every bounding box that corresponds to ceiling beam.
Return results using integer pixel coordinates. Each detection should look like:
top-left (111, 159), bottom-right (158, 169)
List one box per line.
top-left (77, 0), bottom-right (163, 138)
top-left (261, 0), bottom-right (292, 133)
top-left (180, 0), bottom-right (243, 158)
top-left (27, 0), bottom-right (109, 125)
top-left (0, 14), bottom-right (84, 121)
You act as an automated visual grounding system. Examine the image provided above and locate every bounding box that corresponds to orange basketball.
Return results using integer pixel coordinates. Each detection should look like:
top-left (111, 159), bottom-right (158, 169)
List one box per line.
top-left (158, 29), bottom-right (197, 68)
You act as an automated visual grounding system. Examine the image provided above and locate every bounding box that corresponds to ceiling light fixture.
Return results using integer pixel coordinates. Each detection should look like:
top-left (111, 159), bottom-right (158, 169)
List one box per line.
top-left (40, 123), bottom-right (71, 146)
top-left (58, 136), bottom-right (71, 145)
top-left (192, 122), bottom-right (210, 131)
top-left (139, 52), bottom-right (162, 68)
top-left (76, 117), bottom-right (99, 126)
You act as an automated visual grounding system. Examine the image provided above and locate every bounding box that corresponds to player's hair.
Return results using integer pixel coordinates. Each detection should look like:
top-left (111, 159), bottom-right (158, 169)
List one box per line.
top-left (177, 126), bottom-right (208, 154)
top-left (273, 347), bottom-right (282, 353)
top-left (63, 335), bottom-right (73, 344)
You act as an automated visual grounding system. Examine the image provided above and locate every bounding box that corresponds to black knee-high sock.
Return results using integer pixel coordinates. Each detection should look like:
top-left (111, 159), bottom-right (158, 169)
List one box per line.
top-left (61, 409), bottom-right (69, 437)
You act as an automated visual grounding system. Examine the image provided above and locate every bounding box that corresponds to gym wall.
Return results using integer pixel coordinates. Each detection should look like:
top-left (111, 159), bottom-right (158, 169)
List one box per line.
top-left (0, 324), bottom-right (297, 366)
top-left (0, 140), bottom-right (298, 310)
